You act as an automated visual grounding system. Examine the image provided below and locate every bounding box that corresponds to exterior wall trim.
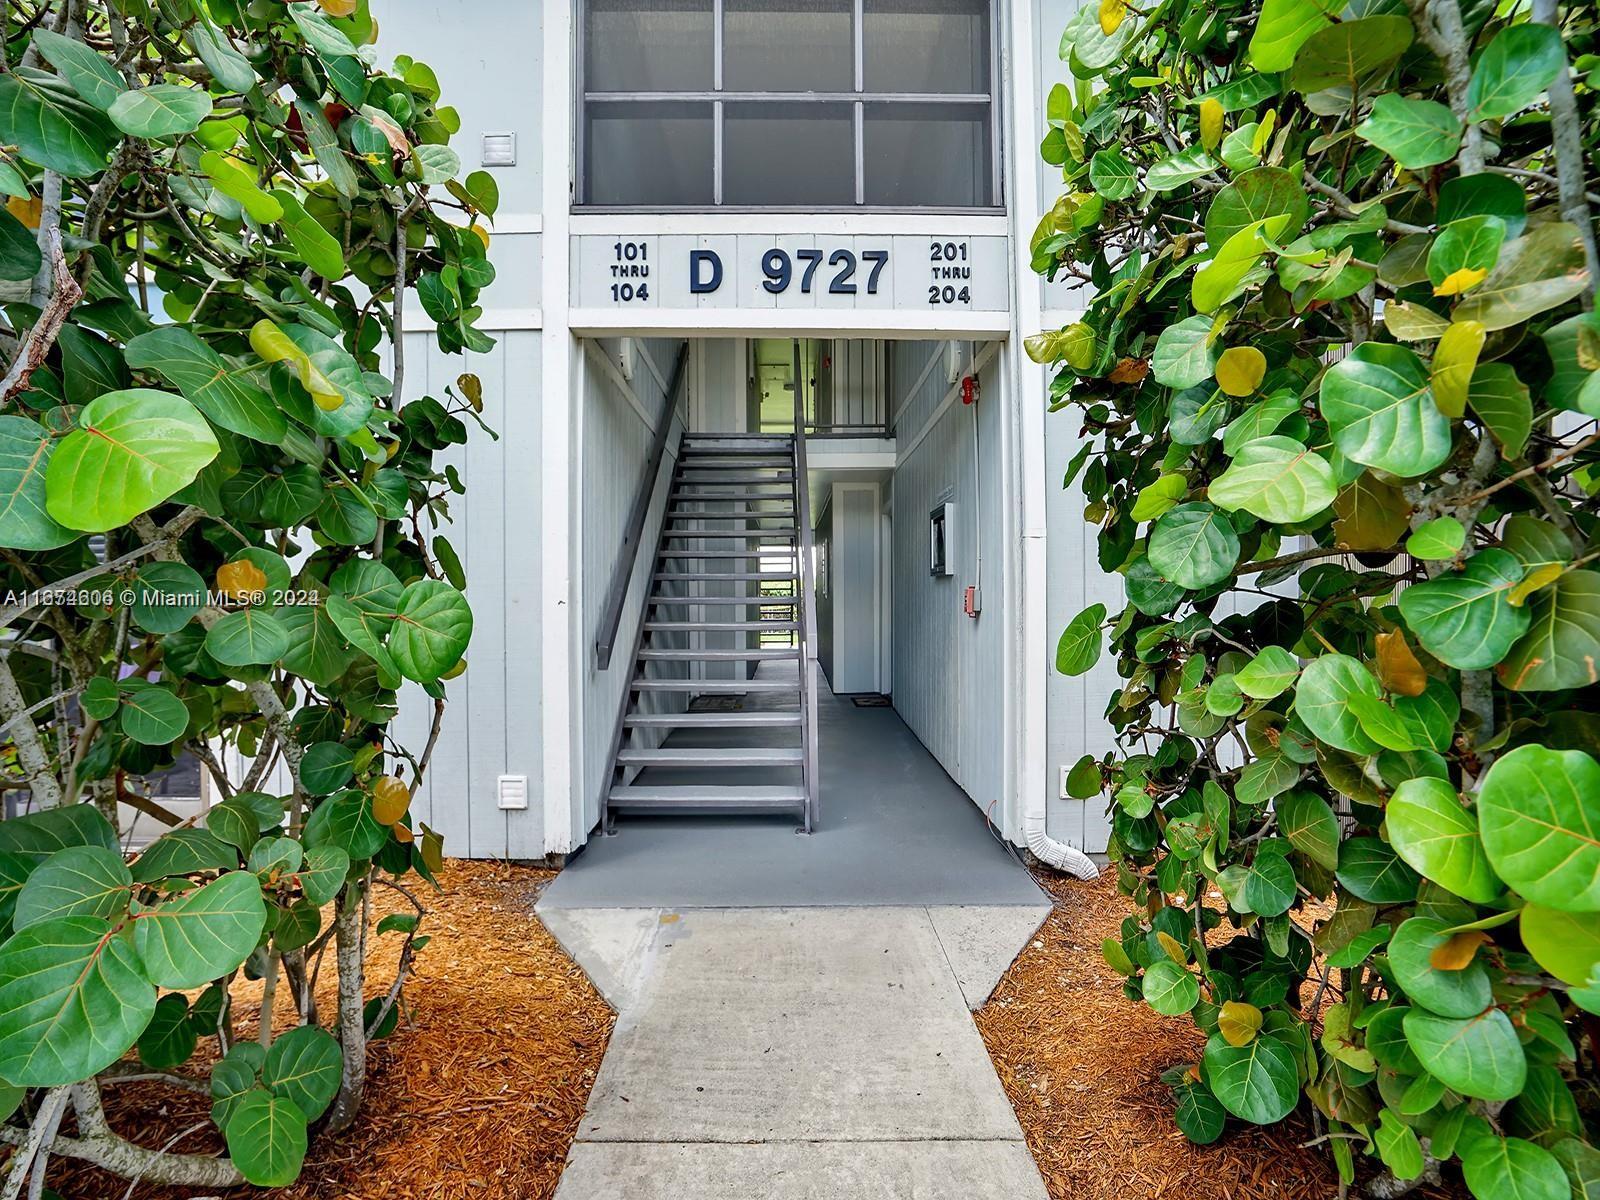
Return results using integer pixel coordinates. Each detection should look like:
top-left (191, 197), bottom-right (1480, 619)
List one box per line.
top-left (569, 214), bottom-right (1011, 236)
top-left (569, 310), bottom-right (1012, 339)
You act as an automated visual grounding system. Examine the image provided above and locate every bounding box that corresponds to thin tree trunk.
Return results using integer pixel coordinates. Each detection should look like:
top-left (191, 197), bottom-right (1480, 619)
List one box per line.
top-left (325, 887), bottom-right (368, 1134)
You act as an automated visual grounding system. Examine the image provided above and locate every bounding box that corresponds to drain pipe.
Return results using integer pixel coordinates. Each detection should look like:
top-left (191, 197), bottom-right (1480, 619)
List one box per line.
top-left (1024, 806), bottom-right (1100, 880)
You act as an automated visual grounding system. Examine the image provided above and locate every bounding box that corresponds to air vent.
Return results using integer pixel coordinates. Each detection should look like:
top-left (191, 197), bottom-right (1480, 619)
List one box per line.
top-left (496, 774), bottom-right (528, 810)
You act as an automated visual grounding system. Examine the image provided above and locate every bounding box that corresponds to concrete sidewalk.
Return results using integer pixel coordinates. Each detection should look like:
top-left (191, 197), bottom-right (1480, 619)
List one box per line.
top-left (541, 905), bottom-right (1051, 1200)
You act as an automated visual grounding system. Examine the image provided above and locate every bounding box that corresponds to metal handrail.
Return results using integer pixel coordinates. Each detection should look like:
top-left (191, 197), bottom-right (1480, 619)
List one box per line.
top-left (792, 351), bottom-right (822, 833)
top-left (595, 342), bottom-right (690, 670)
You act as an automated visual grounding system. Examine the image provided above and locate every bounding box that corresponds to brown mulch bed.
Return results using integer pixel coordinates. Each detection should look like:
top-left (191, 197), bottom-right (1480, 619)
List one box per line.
top-left (47, 861), bottom-right (614, 1200)
top-left (977, 867), bottom-right (1461, 1200)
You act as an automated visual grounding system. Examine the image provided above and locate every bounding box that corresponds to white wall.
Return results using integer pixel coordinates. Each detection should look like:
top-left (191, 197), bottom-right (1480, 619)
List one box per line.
top-left (889, 341), bottom-right (1006, 810)
top-left (826, 482), bottom-right (885, 695)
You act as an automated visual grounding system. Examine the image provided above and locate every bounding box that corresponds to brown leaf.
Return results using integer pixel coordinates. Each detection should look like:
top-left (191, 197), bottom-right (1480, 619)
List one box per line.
top-left (457, 372), bottom-right (483, 411)
top-left (1332, 472), bottom-right (1412, 550)
top-left (6, 195), bottom-right (42, 229)
top-left (1108, 357), bottom-right (1149, 384)
top-left (1429, 930), bottom-right (1490, 971)
top-left (1375, 630), bottom-right (1427, 697)
top-left (316, 0), bottom-right (358, 15)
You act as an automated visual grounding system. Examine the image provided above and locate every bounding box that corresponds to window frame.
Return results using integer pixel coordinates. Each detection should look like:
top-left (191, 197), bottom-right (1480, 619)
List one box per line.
top-left (575, 0), bottom-right (1004, 212)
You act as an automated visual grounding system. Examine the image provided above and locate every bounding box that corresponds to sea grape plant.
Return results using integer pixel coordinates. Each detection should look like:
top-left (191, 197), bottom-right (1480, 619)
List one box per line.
top-left (0, 0), bottom-right (492, 1190)
top-left (1041, 0), bottom-right (1600, 1194)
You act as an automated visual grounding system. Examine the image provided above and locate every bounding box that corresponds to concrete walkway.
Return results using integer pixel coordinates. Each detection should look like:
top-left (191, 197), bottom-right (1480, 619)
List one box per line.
top-left (541, 905), bottom-right (1051, 1200)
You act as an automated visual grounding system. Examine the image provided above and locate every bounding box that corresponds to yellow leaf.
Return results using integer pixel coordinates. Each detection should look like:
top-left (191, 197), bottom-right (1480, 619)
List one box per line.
top-left (1199, 98), bottom-right (1224, 153)
top-left (1434, 266), bottom-right (1488, 296)
top-left (1215, 346), bottom-right (1267, 397)
top-left (371, 775), bottom-right (410, 825)
top-left (316, 0), bottom-right (358, 14)
top-left (1429, 930), bottom-right (1490, 971)
top-left (216, 559), bottom-right (267, 601)
top-left (6, 195), bottom-right (41, 229)
top-left (457, 372), bottom-right (483, 411)
top-left (1156, 931), bottom-right (1187, 963)
top-left (1376, 630), bottom-right (1428, 697)
top-left (1252, 110), bottom-right (1277, 155)
top-left (1099, 0), bottom-right (1126, 35)
top-left (1430, 320), bottom-right (1484, 419)
top-left (249, 319), bottom-right (343, 411)
top-left (1219, 1000), bottom-right (1263, 1047)
top-left (1509, 563), bottom-right (1564, 607)
top-left (469, 223), bottom-right (490, 250)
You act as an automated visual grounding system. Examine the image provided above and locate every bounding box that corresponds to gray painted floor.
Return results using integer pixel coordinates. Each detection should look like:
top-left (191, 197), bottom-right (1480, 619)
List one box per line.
top-left (541, 672), bottom-right (1045, 908)
top-left (544, 907), bottom-right (1051, 1200)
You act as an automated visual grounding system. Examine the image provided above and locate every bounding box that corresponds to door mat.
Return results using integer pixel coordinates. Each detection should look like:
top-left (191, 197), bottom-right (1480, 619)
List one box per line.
top-left (689, 695), bottom-right (745, 712)
top-left (851, 694), bottom-right (892, 707)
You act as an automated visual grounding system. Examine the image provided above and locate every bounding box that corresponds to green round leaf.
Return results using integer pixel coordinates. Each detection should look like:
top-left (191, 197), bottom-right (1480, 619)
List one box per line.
top-left (298, 844), bottom-right (351, 907)
top-left (300, 741), bottom-right (355, 795)
top-left (1397, 549), bottom-right (1529, 670)
top-left (1387, 917), bottom-right (1492, 1019)
top-left (1205, 166), bottom-right (1309, 247)
top-left (1428, 216), bottom-right (1507, 290)
top-left (0, 69), bottom-right (118, 177)
top-left (1056, 604), bottom-right (1106, 676)
top-left (1243, 843), bottom-right (1298, 916)
top-left (31, 29), bottom-right (126, 112)
top-left (1336, 836), bottom-right (1420, 904)
top-left (205, 609), bottom-right (292, 668)
top-left (13, 845), bottom-right (132, 930)
top-left (108, 84), bottom-right (211, 138)
top-left (388, 579), bottom-right (474, 683)
top-left (1288, 15), bottom-right (1412, 93)
top-left (1461, 1135), bottom-right (1568, 1200)
top-left (1354, 93), bottom-right (1461, 169)
top-left (1403, 1008), bottom-right (1525, 1101)
top-left (0, 415), bottom-right (75, 549)
top-left (262, 1024), bottom-right (342, 1122)
top-left (119, 684), bottom-right (190, 746)
top-left (1151, 315), bottom-right (1221, 390)
top-left (1201, 1031), bottom-right (1299, 1124)
top-left (132, 827), bottom-right (238, 882)
top-left (132, 561), bottom-right (205, 634)
top-left (1276, 790), bottom-right (1339, 871)
top-left (1500, 570), bottom-right (1600, 692)
top-left (1148, 503), bottom-right (1240, 590)
top-left (303, 790), bottom-right (387, 861)
top-left (1234, 645), bottom-right (1299, 700)
top-left (0, 915), bottom-right (156, 1085)
top-left (45, 389), bottom-right (220, 531)
top-left (1375, 1107), bottom-right (1426, 1182)
top-left (206, 799), bottom-right (261, 852)
top-left (1466, 24), bottom-right (1564, 121)
top-left (1318, 344), bottom-right (1452, 479)
top-left (124, 327), bottom-right (288, 445)
top-left (1294, 654), bottom-right (1381, 753)
top-left (225, 1088), bottom-right (309, 1187)
top-left (1386, 778), bottom-right (1500, 904)
top-left (138, 992), bottom-right (198, 1070)
top-left (1173, 1080), bottom-right (1227, 1144)
top-left (1519, 905), bottom-right (1600, 988)
top-left (1478, 745), bottom-right (1600, 911)
top-left (133, 870), bottom-right (268, 989)
top-left (276, 603), bottom-right (356, 688)
top-left (1142, 959), bottom-right (1200, 1015)
top-left (1405, 518), bottom-right (1465, 562)
top-left (1209, 436), bottom-right (1336, 524)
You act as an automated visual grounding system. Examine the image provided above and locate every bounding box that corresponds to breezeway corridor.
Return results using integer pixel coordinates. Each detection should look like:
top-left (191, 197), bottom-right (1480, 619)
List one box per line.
top-left (538, 667), bottom-right (1052, 1199)
top-left (541, 661), bottom-right (1045, 908)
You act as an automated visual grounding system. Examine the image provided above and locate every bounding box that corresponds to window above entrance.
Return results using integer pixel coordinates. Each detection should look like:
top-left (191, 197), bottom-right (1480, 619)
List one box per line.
top-left (578, 0), bottom-right (999, 211)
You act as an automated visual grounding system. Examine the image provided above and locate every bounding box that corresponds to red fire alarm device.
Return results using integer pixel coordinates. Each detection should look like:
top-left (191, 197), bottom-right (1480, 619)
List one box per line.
top-left (964, 586), bottom-right (981, 617)
top-left (960, 375), bottom-right (979, 405)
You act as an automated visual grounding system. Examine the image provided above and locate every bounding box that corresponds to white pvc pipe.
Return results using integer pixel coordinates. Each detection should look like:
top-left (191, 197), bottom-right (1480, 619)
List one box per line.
top-left (1024, 806), bottom-right (1101, 881)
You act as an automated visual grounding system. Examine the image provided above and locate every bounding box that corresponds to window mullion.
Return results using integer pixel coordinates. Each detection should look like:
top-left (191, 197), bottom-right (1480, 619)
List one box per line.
top-left (853, 0), bottom-right (864, 204)
top-left (714, 0), bottom-right (725, 205)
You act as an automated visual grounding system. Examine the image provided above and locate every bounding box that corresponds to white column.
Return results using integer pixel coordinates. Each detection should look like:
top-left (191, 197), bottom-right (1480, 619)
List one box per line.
top-left (540, 0), bottom-right (577, 854)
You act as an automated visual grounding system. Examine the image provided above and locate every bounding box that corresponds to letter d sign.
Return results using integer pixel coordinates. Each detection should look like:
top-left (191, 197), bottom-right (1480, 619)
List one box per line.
top-left (689, 249), bottom-right (723, 295)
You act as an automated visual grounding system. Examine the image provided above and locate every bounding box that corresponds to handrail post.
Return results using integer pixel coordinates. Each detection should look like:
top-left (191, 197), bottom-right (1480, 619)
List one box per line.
top-left (595, 342), bottom-right (690, 671)
top-left (792, 342), bottom-right (821, 832)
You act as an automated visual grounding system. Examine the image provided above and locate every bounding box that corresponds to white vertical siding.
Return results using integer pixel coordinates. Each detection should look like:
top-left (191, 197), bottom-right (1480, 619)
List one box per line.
top-left (386, 329), bottom-right (546, 860)
top-left (889, 341), bottom-right (1006, 809)
top-left (577, 338), bottom-right (687, 837)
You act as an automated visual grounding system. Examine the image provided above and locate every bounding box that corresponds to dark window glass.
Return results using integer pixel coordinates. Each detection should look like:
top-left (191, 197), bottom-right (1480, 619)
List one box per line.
top-left (585, 0), bottom-right (714, 92)
top-left (724, 0), bottom-right (854, 92)
top-left (862, 0), bottom-right (989, 94)
top-left (585, 102), bottom-right (714, 205)
top-left (862, 102), bottom-right (991, 206)
top-left (722, 102), bottom-right (855, 205)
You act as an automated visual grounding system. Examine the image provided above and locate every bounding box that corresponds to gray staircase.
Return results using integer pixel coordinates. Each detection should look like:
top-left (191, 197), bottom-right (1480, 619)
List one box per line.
top-left (601, 432), bottom-right (821, 830)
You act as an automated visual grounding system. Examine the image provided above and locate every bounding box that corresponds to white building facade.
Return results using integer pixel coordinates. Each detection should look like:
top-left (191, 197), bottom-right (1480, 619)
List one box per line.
top-left (377, 0), bottom-right (1122, 861)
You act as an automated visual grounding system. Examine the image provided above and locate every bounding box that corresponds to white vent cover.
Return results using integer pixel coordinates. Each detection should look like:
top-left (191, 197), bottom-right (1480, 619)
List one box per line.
top-left (481, 132), bottom-right (517, 167)
top-left (496, 774), bottom-right (528, 810)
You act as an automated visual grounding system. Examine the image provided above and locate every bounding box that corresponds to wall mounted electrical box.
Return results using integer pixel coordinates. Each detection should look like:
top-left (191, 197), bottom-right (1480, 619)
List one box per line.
top-left (929, 502), bottom-right (954, 577)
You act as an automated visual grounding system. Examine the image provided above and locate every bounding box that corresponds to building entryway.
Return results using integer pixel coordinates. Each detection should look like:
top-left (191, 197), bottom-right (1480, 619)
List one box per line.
top-left (542, 659), bottom-right (1043, 908)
